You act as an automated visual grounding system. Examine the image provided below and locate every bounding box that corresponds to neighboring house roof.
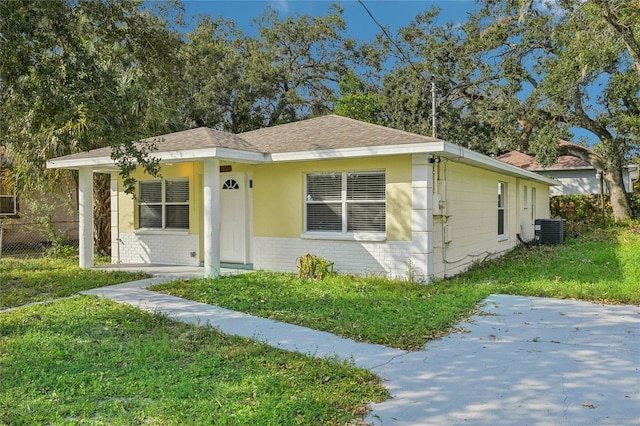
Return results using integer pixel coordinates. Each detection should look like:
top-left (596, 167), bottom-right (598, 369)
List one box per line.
top-left (497, 150), bottom-right (592, 171)
top-left (46, 115), bottom-right (557, 186)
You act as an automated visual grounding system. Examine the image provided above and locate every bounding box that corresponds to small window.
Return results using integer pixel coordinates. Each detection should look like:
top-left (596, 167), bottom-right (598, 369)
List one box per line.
top-left (523, 185), bottom-right (528, 209)
top-left (0, 177), bottom-right (17, 216)
top-left (138, 179), bottom-right (189, 229)
top-left (498, 182), bottom-right (506, 236)
top-left (306, 171), bottom-right (385, 233)
top-left (0, 194), bottom-right (17, 216)
top-left (222, 178), bottom-right (240, 190)
top-left (530, 187), bottom-right (536, 221)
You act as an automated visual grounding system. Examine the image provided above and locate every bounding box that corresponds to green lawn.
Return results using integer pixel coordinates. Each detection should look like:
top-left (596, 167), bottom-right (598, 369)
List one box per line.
top-left (0, 257), bottom-right (149, 309)
top-left (1, 225), bottom-right (639, 424)
top-left (152, 225), bottom-right (640, 350)
top-left (0, 297), bottom-right (386, 425)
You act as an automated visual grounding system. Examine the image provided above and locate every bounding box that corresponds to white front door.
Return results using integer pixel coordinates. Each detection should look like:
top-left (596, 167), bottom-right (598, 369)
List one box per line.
top-left (220, 174), bottom-right (248, 263)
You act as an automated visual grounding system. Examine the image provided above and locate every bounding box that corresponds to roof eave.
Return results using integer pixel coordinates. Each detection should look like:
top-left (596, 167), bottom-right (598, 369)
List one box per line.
top-left (270, 141), bottom-right (557, 186)
top-left (267, 141), bottom-right (448, 162)
top-left (440, 143), bottom-right (558, 186)
top-left (46, 148), bottom-right (267, 170)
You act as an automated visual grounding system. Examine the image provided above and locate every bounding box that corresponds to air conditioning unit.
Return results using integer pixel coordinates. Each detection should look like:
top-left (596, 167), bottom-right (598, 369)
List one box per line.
top-left (534, 219), bottom-right (567, 244)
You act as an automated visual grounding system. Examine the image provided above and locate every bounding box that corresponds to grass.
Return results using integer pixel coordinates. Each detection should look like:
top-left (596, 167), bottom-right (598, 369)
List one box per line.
top-left (0, 297), bottom-right (387, 425)
top-left (0, 257), bottom-right (149, 309)
top-left (1, 225), bottom-right (638, 423)
top-left (152, 225), bottom-right (640, 351)
top-left (451, 225), bottom-right (640, 303)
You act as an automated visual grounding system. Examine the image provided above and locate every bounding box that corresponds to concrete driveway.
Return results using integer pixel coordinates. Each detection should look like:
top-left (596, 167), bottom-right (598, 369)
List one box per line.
top-left (366, 294), bottom-right (640, 425)
top-left (83, 280), bottom-right (640, 425)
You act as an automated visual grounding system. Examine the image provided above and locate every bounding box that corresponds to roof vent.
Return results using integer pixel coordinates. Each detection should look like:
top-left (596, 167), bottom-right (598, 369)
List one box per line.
top-left (534, 219), bottom-right (567, 244)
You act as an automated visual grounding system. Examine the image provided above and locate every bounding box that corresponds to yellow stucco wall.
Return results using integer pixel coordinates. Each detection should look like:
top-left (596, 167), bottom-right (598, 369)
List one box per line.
top-left (431, 159), bottom-right (550, 278)
top-left (118, 163), bottom-right (202, 235)
top-left (116, 156), bottom-right (551, 275)
top-left (251, 156), bottom-right (412, 241)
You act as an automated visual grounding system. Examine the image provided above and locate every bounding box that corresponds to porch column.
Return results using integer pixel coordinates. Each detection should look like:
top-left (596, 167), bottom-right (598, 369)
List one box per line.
top-left (78, 167), bottom-right (94, 269)
top-left (110, 172), bottom-right (120, 264)
top-left (203, 158), bottom-right (221, 278)
top-left (411, 154), bottom-right (434, 283)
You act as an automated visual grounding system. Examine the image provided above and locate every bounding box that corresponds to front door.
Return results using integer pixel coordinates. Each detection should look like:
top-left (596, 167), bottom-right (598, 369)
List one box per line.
top-left (220, 174), bottom-right (247, 263)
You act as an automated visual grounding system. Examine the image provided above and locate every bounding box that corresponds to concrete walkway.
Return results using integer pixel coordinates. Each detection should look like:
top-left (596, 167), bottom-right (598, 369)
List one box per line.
top-left (82, 280), bottom-right (640, 425)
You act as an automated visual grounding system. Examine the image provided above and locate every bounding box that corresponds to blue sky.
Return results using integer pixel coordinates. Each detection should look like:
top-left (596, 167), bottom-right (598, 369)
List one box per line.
top-left (176, 1), bottom-right (598, 144)
top-left (181, 0), bottom-right (480, 39)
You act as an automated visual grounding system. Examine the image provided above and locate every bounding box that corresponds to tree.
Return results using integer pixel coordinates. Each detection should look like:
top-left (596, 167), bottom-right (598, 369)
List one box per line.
top-left (255, 5), bottom-right (357, 125)
top-left (178, 4), bottom-right (360, 133)
top-left (0, 0), bottom-right (184, 252)
top-left (334, 71), bottom-right (383, 124)
top-left (379, 0), bottom-right (639, 220)
top-left (468, 0), bottom-right (640, 221)
top-left (378, 8), bottom-right (497, 151)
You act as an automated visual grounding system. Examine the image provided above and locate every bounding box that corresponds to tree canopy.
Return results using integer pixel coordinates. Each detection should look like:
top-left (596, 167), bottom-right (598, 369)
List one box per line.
top-left (1, 0), bottom-right (638, 221)
top-left (376, 0), bottom-right (639, 220)
top-left (0, 0), bottom-right (185, 195)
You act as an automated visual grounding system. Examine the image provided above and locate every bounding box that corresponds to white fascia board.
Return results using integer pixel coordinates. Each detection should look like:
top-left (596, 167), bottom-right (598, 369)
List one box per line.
top-left (155, 147), bottom-right (266, 163)
top-left (47, 156), bottom-right (114, 170)
top-left (47, 148), bottom-right (267, 170)
top-left (440, 143), bottom-right (558, 186)
top-left (267, 142), bottom-right (448, 162)
top-left (267, 141), bottom-right (557, 186)
top-left (531, 166), bottom-right (594, 172)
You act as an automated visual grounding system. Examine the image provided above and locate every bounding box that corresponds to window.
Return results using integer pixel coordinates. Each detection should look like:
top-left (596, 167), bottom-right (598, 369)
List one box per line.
top-left (223, 178), bottom-right (239, 190)
top-left (305, 171), bottom-right (385, 234)
top-left (0, 177), bottom-right (17, 216)
top-left (0, 194), bottom-right (16, 216)
top-left (498, 182), bottom-right (506, 236)
top-left (530, 187), bottom-right (536, 221)
top-left (523, 185), bottom-right (528, 209)
top-left (138, 179), bottom-right (189, 229)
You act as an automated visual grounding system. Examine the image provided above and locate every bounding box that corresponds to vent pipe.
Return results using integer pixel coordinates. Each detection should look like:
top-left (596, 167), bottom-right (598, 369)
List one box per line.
top-left (431, 76), bottom-right (437, 139)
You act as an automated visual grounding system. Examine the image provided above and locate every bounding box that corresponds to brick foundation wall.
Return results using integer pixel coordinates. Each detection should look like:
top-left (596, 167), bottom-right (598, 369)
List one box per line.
top-left (117, 233), bottom-right (200, 266)
top-left (253, 237), bottom-right (412, 279)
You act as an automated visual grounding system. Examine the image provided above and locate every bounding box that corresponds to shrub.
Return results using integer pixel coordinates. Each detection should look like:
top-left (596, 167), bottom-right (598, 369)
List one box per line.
top-left (297, 253), bottom-right (334, 280)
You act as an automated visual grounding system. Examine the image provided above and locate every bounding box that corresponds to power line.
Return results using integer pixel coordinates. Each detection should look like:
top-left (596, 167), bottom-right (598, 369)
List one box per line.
top-left (357, 0), bottom-right (438, 136)
top-left (356, 0), bottom-right (428, 84)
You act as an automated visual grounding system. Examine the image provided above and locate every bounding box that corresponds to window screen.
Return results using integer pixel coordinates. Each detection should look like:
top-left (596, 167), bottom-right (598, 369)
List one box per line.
top-left (138, 179), bottom-right (189, 229)
top-left (306, 171), bottom-right (385, 233)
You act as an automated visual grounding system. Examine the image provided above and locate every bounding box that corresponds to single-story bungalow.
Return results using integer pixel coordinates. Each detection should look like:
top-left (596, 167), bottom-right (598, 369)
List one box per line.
top-left (498, 149), bottom-right (639, 196)
top-left (47, 115), bottom-right (557, 282)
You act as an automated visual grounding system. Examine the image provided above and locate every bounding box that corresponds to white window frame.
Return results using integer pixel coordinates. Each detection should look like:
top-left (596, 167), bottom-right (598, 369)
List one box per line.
top-left (137, 178), bottom-right (190, 231)
top-left (530, 187), bottom-right (536, 222)
top-left (303, 170), bottom-right (386, 241)
top-left (498, 181), bottom-right (507, 240)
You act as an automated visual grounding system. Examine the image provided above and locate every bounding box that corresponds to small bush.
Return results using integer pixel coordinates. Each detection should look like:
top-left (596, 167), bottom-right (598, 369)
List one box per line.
top-left (297, 253), bottom-right (334, 280)
top-left (550, 194), bottom-right (606, 221)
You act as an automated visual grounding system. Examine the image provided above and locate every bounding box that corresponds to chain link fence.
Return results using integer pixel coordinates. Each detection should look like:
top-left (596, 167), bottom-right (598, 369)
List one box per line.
top-left (0, 220), bottom-right (79, 259)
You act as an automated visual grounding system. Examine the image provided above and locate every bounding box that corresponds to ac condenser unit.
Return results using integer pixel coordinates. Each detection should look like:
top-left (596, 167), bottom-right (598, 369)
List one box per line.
top-left (534, 219), bottom-right (566, 244)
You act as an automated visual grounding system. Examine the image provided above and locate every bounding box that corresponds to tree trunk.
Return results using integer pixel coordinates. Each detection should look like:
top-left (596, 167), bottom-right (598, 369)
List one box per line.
top-left (604, 168), bottom-right (632, 221)
top-left (93, 173), bottom-right (111, 256)
top-left (558, 143), bottom-right (632, 221)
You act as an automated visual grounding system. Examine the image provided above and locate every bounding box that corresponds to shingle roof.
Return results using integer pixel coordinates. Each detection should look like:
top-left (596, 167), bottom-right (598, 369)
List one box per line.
top-left (48, 115), bottom-right (440, 163)
top-left (239, 115), bottom-right (439, 153)
top-left (498, 150), bottom-right (592, 170)
top-left (49, 127), bottom-right (261, 162)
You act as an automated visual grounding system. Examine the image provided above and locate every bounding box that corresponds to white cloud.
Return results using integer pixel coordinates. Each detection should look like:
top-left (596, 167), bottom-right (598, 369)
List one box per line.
top-left (270, 0), bottom-right (289, 13)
